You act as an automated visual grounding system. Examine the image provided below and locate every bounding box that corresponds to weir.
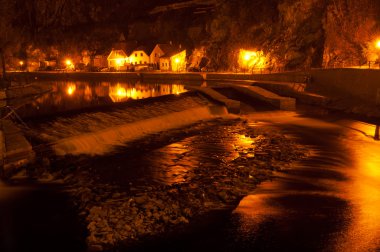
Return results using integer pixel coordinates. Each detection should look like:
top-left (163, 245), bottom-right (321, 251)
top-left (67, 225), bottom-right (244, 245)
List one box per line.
top-left (52, 105), bottom-right (228, 156)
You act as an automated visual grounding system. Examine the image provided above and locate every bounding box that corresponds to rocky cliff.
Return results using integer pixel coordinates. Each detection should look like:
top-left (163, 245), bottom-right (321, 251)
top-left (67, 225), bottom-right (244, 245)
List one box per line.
top-left (1, 0), bottom-right (380, 71)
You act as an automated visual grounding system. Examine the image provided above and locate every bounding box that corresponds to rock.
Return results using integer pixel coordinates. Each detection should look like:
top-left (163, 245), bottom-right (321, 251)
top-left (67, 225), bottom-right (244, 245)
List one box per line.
top-left (217, 191), bottom-right (229, 202)
top-left (124, 224), bottom-right (132, 232)
top-left (134, 195), bottom-right (148, 205)
top-left (88, 245), bottom-right (103, 252)
top-left (112, 192), bottom-right (121, 198)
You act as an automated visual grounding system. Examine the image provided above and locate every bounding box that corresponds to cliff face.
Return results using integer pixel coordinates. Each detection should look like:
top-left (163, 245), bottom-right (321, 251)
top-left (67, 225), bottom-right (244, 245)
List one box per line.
top-left (2, 0), bottom-right (380, 71)
top-left (155, 0), bottom-right (380, 71)
top-left (323, 0), bottom-right (380, 67)
top-left (203, 0), bottom-right (380, 71)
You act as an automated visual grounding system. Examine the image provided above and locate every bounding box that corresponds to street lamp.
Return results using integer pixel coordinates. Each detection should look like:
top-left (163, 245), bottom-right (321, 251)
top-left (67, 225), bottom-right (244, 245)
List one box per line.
top-left (376, 40), bottom-right (380, 49)
top-left (243, 53), bottom-right (251, 73)
top-left (66, 59), bottom-right (72, 66)
top-left (65, 59), bottom-right (74, 71)
top-left (19, 61), bottom-right (24, 71)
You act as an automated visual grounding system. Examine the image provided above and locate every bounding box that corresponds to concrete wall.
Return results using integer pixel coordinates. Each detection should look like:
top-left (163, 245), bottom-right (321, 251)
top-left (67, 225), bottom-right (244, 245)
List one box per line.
top-left (206, 71), bottom-right (307, 83)
top-left (141, 73), bottom-right (203, 81)
top-left (7, 72), bottom-right (140, 82)
top-left (309, 68), bottom-right (380, 105)
top-left (9, 71), bottom-right (308, 83)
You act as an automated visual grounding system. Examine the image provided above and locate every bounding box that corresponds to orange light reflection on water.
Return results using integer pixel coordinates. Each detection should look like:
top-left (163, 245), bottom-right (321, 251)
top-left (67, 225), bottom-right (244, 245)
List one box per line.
top-left (66, 84), bottom-right (76, 96)
top-left (333, 138), bottom-right (380, 251)
top-left (33, 82), bottom-right (188, 109)
top-left (321, 120), bottom-right (380, 251)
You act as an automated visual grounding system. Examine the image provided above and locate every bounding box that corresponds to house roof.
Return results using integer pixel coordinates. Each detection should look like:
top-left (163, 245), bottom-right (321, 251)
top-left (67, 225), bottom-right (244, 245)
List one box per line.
top-left (107, 49), bottom-right (127, 60)
top-left (119, 33), bottom-right (126, 42)
top-left (160, 49), bottom-right (185, 58)
top-left (112, 40), bottom-right (138, 55)
top-left (132, 44), bottom-right (155, 56)
top-left (157, 44), bottom-right (184, 58)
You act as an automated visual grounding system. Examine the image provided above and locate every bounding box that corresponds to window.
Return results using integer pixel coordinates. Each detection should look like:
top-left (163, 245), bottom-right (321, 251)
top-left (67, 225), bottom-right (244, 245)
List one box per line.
top-left (162, 63), bottom-right (164, 66)
top-left (140, 61), bottom-right (142, 64)
top-left (155, 53), bottom-right (157, 57)
top-left (135, 53), bottom-right (137, 57)
top-left (140, 53), bottom-right (143, 57)
top-left (144, 61), bottom-right (147, 64)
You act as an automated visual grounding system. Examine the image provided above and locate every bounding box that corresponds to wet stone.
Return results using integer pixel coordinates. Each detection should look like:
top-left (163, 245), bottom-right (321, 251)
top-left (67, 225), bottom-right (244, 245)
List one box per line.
top-left (41, 117), bottom-right (309, 249)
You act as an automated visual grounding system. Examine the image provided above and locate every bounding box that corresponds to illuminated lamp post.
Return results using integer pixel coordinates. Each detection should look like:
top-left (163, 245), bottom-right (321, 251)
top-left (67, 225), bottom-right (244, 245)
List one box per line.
top-left (19, 61), bottom-right (24, 71)
top-left (65, 59), bottom-right (73, 71)
top-left (374, 125), bottom-right (380, 140)
top-left (375, 40), bottom-right (380, 69)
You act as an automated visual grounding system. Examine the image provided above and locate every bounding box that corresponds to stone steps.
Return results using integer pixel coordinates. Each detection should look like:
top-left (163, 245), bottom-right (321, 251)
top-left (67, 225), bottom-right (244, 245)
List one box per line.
top-left (186, 86), bottom-right (240, 114)
top-left (251, 81), bottom-right (329, 106)
top-left (1, 119), bottom-right (35, 177)
top-left (231, 85), bottom-right (296, 111)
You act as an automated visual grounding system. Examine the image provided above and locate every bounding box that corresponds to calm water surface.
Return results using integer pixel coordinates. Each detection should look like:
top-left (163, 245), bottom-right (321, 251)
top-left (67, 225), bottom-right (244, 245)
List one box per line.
top-left (16, 81), bottom-right (187, 118)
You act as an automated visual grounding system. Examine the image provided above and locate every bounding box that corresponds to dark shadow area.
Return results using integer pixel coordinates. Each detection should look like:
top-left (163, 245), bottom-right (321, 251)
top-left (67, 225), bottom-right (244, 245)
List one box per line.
top-left (0, 182), bottom-right (86, 252)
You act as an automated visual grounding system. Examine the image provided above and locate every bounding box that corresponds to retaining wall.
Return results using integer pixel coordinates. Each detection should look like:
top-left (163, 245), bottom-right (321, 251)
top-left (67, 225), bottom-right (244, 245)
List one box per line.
top-left (309, 68), bottom-right (380, 105)
top-left (206, 71), bottom-right (307, 83)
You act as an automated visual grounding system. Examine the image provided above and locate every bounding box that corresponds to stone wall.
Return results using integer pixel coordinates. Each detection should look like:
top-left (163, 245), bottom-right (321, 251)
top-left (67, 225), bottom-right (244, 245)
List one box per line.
top-left (308, 68), bottom-right (380, 105)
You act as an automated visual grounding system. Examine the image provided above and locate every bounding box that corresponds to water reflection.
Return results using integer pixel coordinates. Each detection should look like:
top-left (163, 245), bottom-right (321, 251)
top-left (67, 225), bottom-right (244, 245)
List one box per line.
top-left (89, 122), bottom-right (258, 186)
top-left (230, 114), bottom-right (380, 252)
top-left (66, 84), bottom-right (76, 96)
top-left (331, 135), bottom-right (380, 251)
top-left (17, 81), bottom-right (187, 118)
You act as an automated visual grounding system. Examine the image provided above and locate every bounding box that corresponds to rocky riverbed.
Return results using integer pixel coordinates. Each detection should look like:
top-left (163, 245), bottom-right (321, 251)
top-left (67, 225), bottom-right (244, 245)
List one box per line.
top-left (25, 116), bottom-right (309, 251)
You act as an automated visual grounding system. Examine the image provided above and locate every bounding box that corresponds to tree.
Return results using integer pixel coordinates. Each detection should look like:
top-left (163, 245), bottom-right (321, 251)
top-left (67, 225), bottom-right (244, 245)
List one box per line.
top-left (0, 0), bottom-right (15, 81)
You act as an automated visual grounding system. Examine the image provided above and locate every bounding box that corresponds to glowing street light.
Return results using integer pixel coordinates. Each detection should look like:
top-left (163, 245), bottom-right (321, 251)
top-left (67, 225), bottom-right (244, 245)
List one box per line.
top-left (239, 49), bottom-right (266, 73)
top-left (66, 59), bottom-right (72, 66)
top-left (19, 61), bottom-right (24, 71)
top-left (243, 52), bottom-right (253, 73)
top-left (376, 40), bottom-right (380, 49)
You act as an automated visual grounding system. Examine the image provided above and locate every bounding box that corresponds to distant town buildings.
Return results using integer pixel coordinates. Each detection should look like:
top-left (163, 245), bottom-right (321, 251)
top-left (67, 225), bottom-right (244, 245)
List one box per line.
top-left (105, 41), bottom-right (187, 72)
top-left (9, 34), bottom-right (200, 72)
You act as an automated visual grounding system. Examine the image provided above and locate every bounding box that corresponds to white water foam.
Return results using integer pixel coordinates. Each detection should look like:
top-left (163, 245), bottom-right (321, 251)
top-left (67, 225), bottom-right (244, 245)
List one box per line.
top-left (52, 106), bottom-right (229, 156)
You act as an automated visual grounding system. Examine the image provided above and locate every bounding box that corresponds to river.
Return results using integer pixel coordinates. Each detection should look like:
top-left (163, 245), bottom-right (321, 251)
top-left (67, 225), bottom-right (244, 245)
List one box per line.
top-left (2, 80), bottom-right (380, 251)
top-left (125, 107), bottom-right (380, 251)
